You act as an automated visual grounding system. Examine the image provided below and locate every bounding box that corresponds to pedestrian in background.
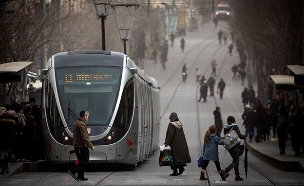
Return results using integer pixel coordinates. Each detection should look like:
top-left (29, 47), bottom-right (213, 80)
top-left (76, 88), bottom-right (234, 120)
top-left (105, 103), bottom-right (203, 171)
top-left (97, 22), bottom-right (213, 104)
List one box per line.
top-left (277, 106), bottom-right (288, 155)
top-left (240, 69), bottom-right (246, 85)
top-left (152, 48), bottom-right (158, 64)
top-left (271, 99), bottom-right (279, 137)
top-left (213, 107), bottom-right (223, 137)
top-left (244, 105), bottom-right (254, 142)
top-left (0, 107), bottom-right (15, 174)
top-left (222, 116), bottom-right (247, 181)
top-left (170, 33), bottom-right (175, 47)
top-left (231, 64), bottom-right (238, 80)
top-left (23, 104), bottom-right (38, 162)
top-left (199, 125), bottom-right (226, 181)
top-left (201, 80), bottom-right (208, 102)
top-left (210, 60), bottom-right (217, 77)
top-left (248, 86), bottom-right (255, 104)
top-left (180, 38), bottom-right (185, 52)
top-left (217, 78), bottom-right (226, 99)
top-left (69, 110), bottom-right (94, 181)
top-left (207, 76), bottom-right (215, 96)
top-left (164, 112), bottom-right (191, 176)
top-left (195, 68), bottom-right (201, 83)
top-left (228, 43), bottom-right (233, 56)
top-left (254, 103), bottom-right (265, 143)
top-left (241, 87), bottom-right (248, 110)
top-left (299, 100), bottom-right (304, 155)
top-left (288, 106), bottom-right (302, 156)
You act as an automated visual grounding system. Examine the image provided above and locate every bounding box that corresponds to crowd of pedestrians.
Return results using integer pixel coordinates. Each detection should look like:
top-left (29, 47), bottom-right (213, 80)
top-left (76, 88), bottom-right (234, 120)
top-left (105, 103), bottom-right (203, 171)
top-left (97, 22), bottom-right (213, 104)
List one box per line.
top-left (0, 98), bottom-right (42, 174)
top-left (241, 90), bottom-right (304, 156)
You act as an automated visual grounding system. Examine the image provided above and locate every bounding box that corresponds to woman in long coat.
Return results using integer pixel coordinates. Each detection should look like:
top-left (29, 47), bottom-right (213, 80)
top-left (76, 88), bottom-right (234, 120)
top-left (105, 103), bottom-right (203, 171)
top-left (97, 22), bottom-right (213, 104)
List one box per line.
top-left (164, 112), bottom-right (191, 176)
top-left (200, 125), bottom-right (226, 181)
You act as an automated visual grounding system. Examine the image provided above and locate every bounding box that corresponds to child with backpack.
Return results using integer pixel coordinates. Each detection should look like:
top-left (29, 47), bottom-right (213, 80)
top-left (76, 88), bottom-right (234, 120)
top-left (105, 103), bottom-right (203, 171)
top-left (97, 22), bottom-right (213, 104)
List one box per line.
top-left (222, 116), bottom-right (247, 181)
top-left (199, 125), bottom-right (227, 181)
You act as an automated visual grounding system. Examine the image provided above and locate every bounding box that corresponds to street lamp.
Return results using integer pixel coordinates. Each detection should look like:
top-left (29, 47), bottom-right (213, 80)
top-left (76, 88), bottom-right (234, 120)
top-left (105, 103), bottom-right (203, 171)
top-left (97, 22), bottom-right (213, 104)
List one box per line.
top-left (93, 0), bottom-right (111, 50)
top-left (111, 4), bottom-right (139, 54)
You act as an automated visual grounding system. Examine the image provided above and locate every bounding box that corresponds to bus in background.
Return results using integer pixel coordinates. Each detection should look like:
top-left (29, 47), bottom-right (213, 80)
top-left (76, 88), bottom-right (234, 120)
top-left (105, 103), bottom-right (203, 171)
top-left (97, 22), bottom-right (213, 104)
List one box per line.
top-left (215, 3), bottom-right (231, 20)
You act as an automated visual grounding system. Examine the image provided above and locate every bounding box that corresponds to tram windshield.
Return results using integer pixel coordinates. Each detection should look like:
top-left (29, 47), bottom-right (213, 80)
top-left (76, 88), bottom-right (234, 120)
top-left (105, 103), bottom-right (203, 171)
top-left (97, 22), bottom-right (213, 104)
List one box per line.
top-left (55, 67), bottom-right (122, 126)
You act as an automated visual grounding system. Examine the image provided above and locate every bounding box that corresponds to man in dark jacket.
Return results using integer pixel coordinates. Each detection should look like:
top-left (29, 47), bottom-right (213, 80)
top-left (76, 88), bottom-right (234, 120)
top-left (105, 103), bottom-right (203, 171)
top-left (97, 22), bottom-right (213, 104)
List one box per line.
top-left (222, 116), bottom-right (247, 181)
top-left (207, 76), bottom-right (216, 96)
top-left (214, 107), bottom-right (223, 137)
top-left (217, 78), bottom-right (226, 99)
top-left (248, 86), bottom-right (255, 104)
top-left (241, 87), bottom-right (248, 110)
top-left (69, 110), bottom-right (94, 181)
top-left (244, 105), bottom-right (255, 142)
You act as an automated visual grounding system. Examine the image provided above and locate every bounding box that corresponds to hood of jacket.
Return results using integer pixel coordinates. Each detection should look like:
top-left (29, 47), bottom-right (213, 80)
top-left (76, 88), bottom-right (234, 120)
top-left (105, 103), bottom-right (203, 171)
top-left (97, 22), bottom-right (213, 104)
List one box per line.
top-left (170, 121), bottom-right (183, 129)
top-left (225, 123), bottom-right (237, 129)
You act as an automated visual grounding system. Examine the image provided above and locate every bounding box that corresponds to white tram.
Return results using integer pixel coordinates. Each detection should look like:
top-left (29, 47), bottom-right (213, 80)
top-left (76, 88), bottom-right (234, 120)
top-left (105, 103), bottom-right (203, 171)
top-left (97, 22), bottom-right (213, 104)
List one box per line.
top-left (41, 50), bottom-right (160, 165)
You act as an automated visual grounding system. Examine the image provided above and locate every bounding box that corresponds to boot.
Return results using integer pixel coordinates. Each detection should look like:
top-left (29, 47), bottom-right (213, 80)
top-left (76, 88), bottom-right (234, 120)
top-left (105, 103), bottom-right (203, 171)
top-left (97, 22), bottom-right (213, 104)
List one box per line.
top-left (199, 169), bottom-right (208, 180)
top-left (219, 170), bottom-right (229, 181)
top-left (235, 175), bottom-right (244, 181)
top-left (170, 168), bottom-right (179, 176)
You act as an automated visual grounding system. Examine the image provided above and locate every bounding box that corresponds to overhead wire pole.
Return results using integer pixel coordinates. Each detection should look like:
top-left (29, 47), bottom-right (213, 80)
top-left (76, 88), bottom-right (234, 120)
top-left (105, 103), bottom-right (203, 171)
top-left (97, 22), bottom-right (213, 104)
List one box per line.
top-left (111, 3), bottom-right (140, 55)
top-left (93, 0), bottom-right (111, 50)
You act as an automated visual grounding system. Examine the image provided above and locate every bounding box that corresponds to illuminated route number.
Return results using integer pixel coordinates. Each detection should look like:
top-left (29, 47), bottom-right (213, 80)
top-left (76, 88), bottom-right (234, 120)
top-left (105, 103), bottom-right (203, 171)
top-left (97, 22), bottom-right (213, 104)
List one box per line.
top-left (64, 74), bottom-right (112, 82)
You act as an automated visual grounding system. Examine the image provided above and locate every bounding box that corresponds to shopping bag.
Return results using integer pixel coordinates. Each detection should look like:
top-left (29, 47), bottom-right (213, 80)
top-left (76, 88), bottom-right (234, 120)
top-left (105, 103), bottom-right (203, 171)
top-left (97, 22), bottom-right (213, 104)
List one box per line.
top-left (197, 156), bottom-right (204, 167)
top-left (216, 89), bottom-right (219, 94)
top-left (159, 149), bottom-right (173, 167)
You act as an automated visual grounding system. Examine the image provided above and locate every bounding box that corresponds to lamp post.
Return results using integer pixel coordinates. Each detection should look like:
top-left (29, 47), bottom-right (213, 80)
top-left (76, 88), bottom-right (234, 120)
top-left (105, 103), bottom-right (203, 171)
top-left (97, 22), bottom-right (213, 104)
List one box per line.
top-left (93, 0), bottom-right (111, 50)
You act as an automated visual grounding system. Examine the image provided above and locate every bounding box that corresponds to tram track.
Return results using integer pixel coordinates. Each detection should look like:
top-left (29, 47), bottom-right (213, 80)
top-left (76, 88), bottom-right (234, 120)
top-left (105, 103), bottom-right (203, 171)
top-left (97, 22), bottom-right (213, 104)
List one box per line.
top-left (159, 32), bottom-right (279, 185)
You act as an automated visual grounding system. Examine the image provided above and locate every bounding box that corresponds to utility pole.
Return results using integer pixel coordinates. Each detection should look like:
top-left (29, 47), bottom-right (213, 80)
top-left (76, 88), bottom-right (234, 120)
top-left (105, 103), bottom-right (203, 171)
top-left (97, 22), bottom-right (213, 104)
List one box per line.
top-left (147, 0), bottom-right (150, 17)
top-left (41, 0), bottom-right (47, 71)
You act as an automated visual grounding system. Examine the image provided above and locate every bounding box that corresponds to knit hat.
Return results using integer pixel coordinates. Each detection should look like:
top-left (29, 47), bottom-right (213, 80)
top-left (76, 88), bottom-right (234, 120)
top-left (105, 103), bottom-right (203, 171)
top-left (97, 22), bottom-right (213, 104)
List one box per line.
top-left (169, 112), bottom-right (179, 121)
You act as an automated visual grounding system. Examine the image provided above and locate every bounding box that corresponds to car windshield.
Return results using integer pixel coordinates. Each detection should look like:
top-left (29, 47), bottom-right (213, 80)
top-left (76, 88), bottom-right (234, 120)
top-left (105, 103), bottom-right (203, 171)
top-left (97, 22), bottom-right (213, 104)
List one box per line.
top-left (216, 7), bottom-right (230, 11)
top-left (55, 66), bottom-right (122, 126)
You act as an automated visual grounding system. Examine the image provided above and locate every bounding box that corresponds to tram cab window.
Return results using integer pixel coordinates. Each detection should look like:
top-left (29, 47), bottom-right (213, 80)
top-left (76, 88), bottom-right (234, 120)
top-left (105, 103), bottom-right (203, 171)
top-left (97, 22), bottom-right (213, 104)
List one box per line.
top-left (55, 67), bottom-right (122, 127)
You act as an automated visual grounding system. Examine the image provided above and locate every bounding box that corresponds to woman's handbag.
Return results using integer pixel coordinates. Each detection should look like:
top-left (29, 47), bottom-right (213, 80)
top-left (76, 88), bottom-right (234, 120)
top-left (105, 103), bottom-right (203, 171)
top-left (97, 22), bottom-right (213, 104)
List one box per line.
top-left (159, 145), bottom-right (173, 167)
top-left (197, 156), bottom-right (204, 167)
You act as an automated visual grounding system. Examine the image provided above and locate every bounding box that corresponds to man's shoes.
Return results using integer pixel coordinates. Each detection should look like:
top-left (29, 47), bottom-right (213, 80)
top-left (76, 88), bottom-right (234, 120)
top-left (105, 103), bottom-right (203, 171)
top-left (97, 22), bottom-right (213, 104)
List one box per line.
top-left (235, 175), bottom-right (243, 181)
top-left (68, 170), bottom-right (78, 181)
top-left (77, 177), bottom-right (88, 181)
top-left (178, 167), bottom-right (185, 175)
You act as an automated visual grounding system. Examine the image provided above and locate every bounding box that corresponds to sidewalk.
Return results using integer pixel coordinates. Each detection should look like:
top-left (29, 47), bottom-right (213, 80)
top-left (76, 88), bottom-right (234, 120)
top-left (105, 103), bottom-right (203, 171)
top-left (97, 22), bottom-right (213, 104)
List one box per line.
top-left (224, 51), bottom-right (304, 174)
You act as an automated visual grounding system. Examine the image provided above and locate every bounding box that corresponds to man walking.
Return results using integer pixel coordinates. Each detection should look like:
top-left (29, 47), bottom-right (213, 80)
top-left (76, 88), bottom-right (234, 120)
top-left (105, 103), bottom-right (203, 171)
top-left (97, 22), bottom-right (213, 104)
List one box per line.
top-left (214, 107), bottom-right (223, 137)
top-left (69, 110), bottom-right (94, 181)
top-left (217, 78), bottom-right (226, 99)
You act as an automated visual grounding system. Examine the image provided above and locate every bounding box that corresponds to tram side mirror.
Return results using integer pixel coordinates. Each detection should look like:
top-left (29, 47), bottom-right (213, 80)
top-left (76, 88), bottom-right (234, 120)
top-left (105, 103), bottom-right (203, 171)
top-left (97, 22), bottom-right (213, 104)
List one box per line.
top-left (129, 68), bottom-right (137, 74)
top-left (41, 69), bottom-right (48, 75)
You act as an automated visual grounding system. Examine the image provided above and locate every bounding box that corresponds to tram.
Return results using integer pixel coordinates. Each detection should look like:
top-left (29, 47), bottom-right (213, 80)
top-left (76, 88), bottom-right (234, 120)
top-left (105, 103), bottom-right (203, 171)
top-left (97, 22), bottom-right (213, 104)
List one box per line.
top-left (41, 50), bottom-right (160, 166)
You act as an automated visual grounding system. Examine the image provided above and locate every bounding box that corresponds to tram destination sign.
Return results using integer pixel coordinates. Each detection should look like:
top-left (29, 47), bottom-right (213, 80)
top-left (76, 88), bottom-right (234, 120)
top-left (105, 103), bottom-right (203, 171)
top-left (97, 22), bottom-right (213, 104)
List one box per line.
top-left (64, 73), bottom-right (113, 82)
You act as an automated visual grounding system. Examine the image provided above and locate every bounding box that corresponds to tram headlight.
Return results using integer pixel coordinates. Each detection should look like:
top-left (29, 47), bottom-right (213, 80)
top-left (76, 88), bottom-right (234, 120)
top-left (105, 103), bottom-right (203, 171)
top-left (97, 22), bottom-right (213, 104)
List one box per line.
top-left (111, 131), bottom-right (115, 136)
top-left (64, 136), bottom-right (69, 141)
top-left (226, 12), bottom-right (230, 15)
top-left (216, 12), bottom-right (219, 15)
top-left (107, 136), bottom-right (112, 140)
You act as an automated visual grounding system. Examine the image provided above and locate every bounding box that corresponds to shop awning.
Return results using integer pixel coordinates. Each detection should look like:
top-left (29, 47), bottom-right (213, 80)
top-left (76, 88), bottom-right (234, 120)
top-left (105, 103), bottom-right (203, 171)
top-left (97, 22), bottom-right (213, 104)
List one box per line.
top-left (270, 75), bottom-right (294, 90)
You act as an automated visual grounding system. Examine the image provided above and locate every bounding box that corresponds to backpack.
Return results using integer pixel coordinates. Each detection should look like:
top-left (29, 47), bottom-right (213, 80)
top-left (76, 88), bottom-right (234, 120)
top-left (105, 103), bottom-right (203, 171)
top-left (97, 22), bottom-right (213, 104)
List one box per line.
top-left (277, 116), bottom-right (287, 129)
top-left (222, 126), bottom-right (241, 150)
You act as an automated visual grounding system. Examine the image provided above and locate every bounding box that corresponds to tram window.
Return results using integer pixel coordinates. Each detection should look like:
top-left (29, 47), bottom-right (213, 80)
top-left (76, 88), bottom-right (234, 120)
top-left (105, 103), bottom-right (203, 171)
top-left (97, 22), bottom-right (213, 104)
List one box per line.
top-left (55, 67), bottom-right (122, 126)
top-left (112, 79), bottom-right (134, 138)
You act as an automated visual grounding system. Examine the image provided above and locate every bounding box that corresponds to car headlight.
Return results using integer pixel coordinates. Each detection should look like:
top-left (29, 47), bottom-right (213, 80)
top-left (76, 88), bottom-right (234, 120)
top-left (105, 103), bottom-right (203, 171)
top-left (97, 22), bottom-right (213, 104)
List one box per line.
top-left (216, 12), bottom-right (219, 15)
top-left (226, 12), bottom-right (230, 15)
